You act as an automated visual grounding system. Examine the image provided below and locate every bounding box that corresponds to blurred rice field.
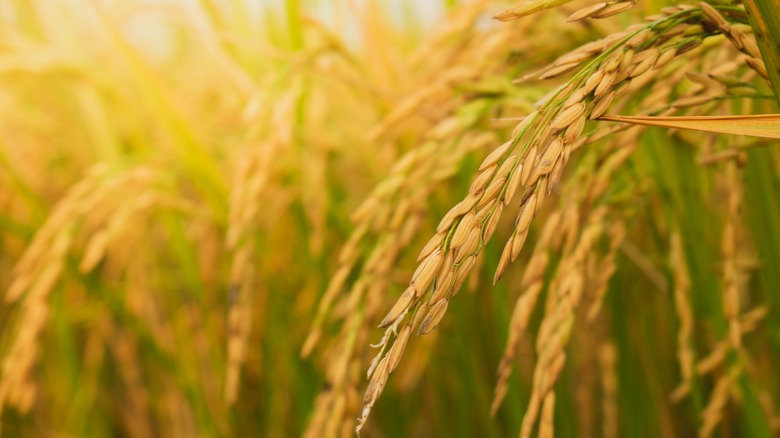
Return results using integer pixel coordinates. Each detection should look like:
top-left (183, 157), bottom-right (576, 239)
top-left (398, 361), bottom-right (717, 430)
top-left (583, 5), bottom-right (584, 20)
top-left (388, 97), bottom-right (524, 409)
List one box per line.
top-left (1, 0), bottom-right (780, 437)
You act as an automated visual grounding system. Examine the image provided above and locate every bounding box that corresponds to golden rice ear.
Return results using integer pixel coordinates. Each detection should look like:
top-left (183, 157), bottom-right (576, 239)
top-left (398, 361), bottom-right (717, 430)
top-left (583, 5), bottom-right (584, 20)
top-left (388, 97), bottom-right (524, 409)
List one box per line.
top-left (356, 5), bottom-right (760, 433)
top-left (11, 0), bottom-right (780, 437)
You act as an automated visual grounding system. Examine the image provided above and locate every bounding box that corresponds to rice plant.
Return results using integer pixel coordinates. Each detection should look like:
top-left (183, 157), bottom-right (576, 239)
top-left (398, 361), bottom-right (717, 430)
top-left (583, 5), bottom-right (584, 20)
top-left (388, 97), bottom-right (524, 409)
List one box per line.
top-left (1, 0), bottom-right (779, 437)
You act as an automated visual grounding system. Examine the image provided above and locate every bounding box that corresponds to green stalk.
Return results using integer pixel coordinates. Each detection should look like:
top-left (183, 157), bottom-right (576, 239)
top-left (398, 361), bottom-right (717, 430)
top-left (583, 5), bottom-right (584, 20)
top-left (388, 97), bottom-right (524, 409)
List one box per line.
top-left (744, 0), bottom-right (780, 106)
top-left (285, 0), bottom-right (303, 50)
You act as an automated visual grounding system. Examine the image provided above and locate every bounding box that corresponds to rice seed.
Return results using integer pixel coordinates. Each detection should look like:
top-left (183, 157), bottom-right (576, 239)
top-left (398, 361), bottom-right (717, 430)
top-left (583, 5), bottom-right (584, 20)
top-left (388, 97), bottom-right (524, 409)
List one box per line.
top-left (387, 326), bottom-right (411, 373)
top-left (519, 185), bottom-right (535, 205)
top-left (661, 6), bottom-right (683, 15)
top-left (717, 25), bottom-right (745, 51)
top-left (504, 163), bottom-right (524, 203)
top-left (535, 178), bottom-right (550, 210)
top-left (511, 228), bottom-right (531, 261)
top-left (594, 70), bottom-right (616, 97)
top-left (437, 205), bottom-right (464, 233)
top-left (563, 89), bottom-right (588, 110)
top-left (450, 212), bottom-right (476, 248)
top-left (379, 287), bottom-right (415, 328)
top-left (366, 346), bottom-right (384, 384)
top-left (362, 357), bottom-right (390, 406)
top-left (430, 269), bottom-right (454, 304)
top-left (604, 31), bottom-right (631, 48)
top-left (418, 299), bottom-right (449, 335)
top-left (741, 36), bottom-right (761, 59)
top-left (683, 24), bottom-right (704, 38)
top-left (590, 90), bottom-right (616, 119)
top-left (497, 155), bottom-right (518, 178)
top-left (411, 302), bottom-right (430, 332)
top-left (578, 39), bottom-right (609, 54)
top-left (521, 146), bottom-right (539, 186)
top-left (632, 47), bottom-right (658, 64)
top-left (605, 51), bottom-right (624, 71)
top-left (675, 39), bottom-right (701, 55)
top-left (630, 54), bottom-right (656, 78)
top-left (563, 116), bottom-right (585, 143)
top-left (457, 227), bottom-right (482, 262)
top-left (417, 232), bottom-right (446, 262)
top-left (592, 2), bottom-right (634, 19)
top-left (479, 141), bottom-right (512, 171)
top-left (687, 72), bottom-right (724, 89)
top-left (457, 193), bottom-right (481, 216)
top-left (555, 50), bottom-right (597, 67)
top-left (548, 157), bottom-right (565, 193)
top-left (583, 69), bottom-right (606, 94)
top-left (626, 29), bottom-right (652, 49)
top-left (568, 2), bottom-right (608, 22)
top-left (551, 103), bottom-right (586, 131)
top-left (653, 48), bottom-right (677, 69)
top-left (411, 248), bottom-right (444, 294)
top-left (537, 139), bottom-right (564, 175)
top-left (516, 193), bottom-right (538, 234)
top-left (511, 111), bottom-right (538, 138)
top-left (494, 239), bottom-right (514, 284)
top-left (483, 203), bottom-right (504, 241)
top-left (661, 24), bottom-right (688, 40)
top-left (438, 246), bottom-right (455, 276)
top-left (615, 63), bottom-right (635, 85)
top-left (540, 62), bottom-right (581, 80)
top-left (745, 57), bottom-right (769, 79)
top-left (470, 165), bottom-right (497, 195)
top-left (475, 176), bottom-right (504, 207)
top-left (453, 255), bottom-right (477, 293)
top-left (475, 199), bottom-right (498, 223)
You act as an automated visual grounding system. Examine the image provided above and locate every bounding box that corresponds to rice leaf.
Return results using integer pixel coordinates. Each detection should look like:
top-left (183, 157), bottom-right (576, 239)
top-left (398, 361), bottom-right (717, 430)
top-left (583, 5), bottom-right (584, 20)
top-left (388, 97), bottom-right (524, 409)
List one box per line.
top-left (598, 114), bottom-right (780, 139)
